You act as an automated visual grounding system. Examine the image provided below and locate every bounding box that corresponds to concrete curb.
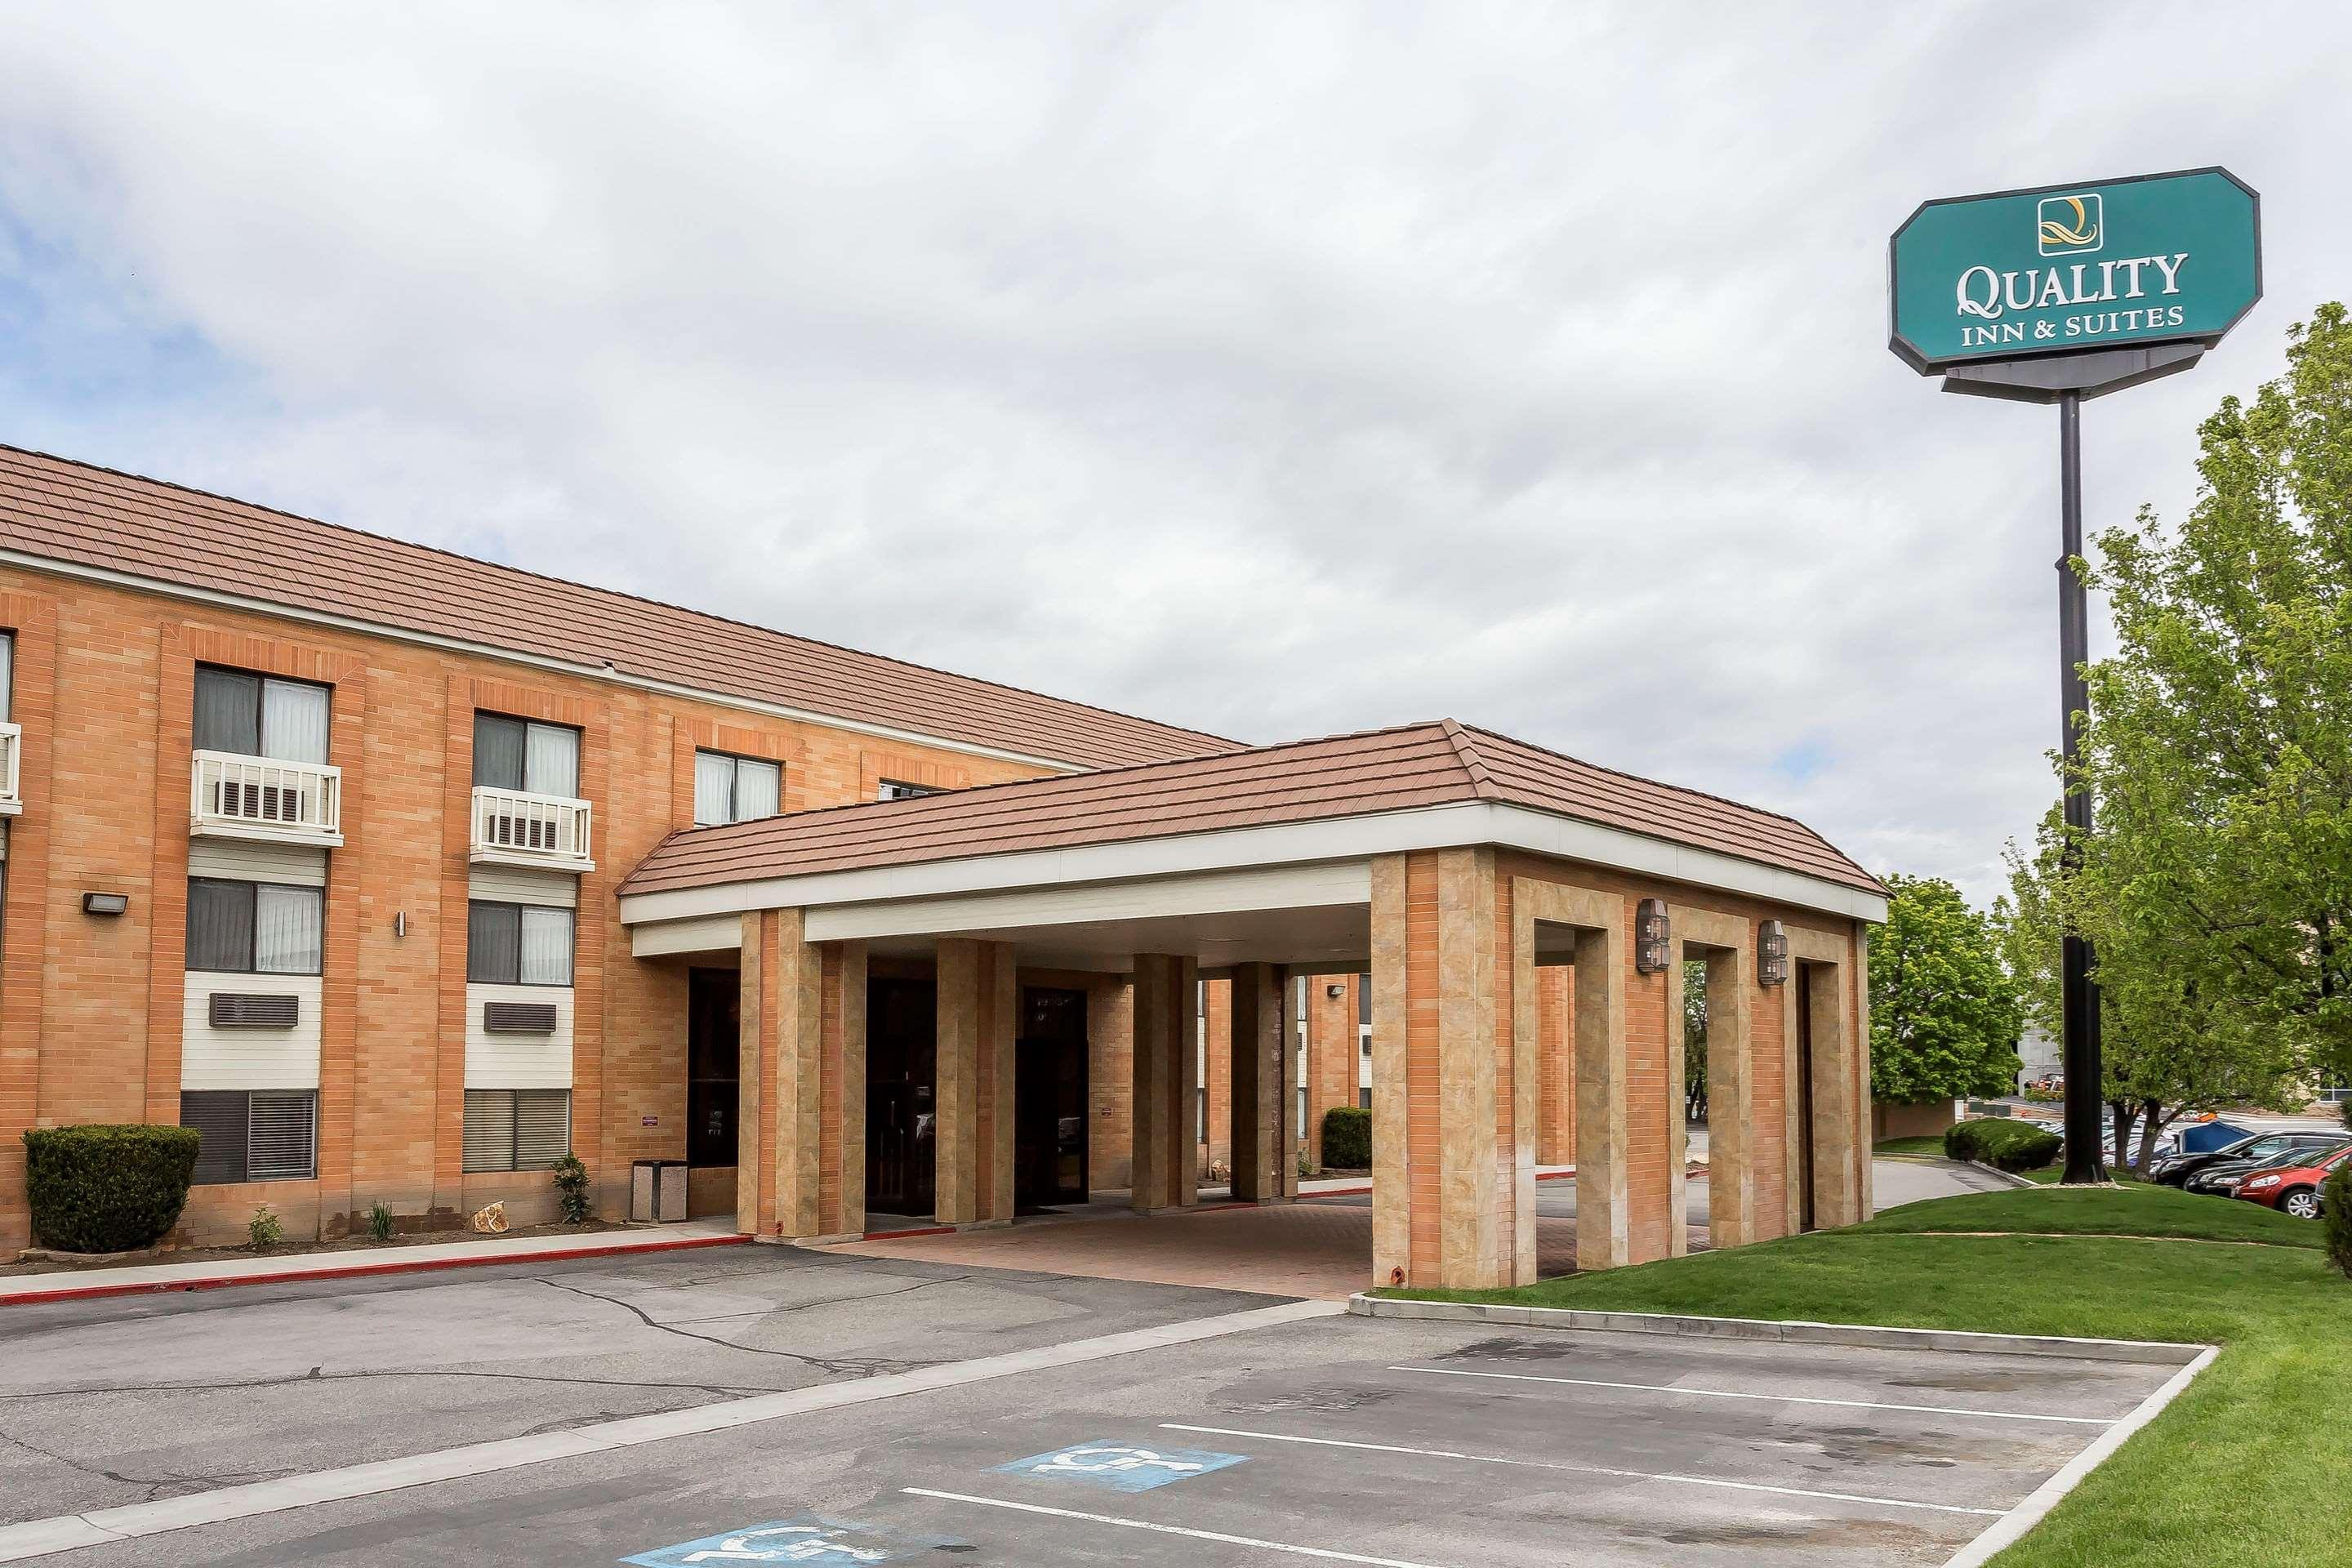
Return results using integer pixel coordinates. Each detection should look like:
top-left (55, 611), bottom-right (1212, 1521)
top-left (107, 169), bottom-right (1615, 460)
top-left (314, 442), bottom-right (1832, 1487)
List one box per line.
top-left (1347, 1294), bottom-right (2209, 1365)
top-left (1966, 1160), bottom-right (2038, 1189)
top-left (0, 1232), bottom-right (746, 1308)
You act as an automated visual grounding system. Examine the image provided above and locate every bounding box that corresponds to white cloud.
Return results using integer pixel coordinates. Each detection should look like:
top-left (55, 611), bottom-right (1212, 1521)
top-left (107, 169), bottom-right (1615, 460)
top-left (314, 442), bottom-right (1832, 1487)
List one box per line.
top-left (2, 1), bottom-right (2346, 905)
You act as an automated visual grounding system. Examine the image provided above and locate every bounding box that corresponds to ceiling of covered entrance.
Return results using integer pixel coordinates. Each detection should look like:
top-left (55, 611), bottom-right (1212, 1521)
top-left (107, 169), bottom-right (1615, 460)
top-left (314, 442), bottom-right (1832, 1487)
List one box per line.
top-left (861, 898), bottom-right (1374, 974)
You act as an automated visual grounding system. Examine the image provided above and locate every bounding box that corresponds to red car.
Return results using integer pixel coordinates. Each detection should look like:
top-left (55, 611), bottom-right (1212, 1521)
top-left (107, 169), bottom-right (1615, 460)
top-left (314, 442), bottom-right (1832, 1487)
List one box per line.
top-left (2231, 1143), bottom-right (2352, 1220)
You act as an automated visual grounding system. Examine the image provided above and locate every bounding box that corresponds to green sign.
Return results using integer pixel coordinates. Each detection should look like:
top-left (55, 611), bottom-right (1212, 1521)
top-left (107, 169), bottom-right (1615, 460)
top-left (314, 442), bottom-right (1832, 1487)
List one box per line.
top-left (1889, 167), bottom-right (2260, 372)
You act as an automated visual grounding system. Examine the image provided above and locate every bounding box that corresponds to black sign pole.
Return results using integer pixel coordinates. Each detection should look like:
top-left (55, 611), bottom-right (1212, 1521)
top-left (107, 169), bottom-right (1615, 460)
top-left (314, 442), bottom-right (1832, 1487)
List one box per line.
top-left (2055, 390), bottom-right (2105, 1182)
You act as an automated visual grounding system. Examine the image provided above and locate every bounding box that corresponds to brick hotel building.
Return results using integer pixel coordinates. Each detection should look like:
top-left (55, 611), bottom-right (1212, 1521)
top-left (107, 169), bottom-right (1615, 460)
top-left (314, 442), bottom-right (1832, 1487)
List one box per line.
top-left (0, 445), bottom-right (1883, 1290)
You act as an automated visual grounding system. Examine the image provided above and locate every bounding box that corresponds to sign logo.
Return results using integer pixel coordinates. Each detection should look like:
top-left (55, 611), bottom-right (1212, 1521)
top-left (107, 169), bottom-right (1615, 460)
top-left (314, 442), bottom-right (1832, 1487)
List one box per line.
top-left (2036, 194), bottom-right (2102, 256)
top-left (995, 1438), bottom-right (1248, 1493)
top-left (624, 1519), bottom-right (897, 1566)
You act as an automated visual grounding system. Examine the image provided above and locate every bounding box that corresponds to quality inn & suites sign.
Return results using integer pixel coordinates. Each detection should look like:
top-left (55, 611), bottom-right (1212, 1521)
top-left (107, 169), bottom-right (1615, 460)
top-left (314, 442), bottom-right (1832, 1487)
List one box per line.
top-left (1889, 167), bottom-right (2261, 372)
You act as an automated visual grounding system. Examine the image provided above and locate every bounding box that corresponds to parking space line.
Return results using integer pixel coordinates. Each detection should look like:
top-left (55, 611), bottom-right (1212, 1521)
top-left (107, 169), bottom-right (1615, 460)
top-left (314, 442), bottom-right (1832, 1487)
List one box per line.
top-left (1157, 1422), bottom-right (2005, 1519)
top-left (900, 1488), bottom-right (1452, 1568)
top-left (1388, 1364), bottom-right (2118, 1424)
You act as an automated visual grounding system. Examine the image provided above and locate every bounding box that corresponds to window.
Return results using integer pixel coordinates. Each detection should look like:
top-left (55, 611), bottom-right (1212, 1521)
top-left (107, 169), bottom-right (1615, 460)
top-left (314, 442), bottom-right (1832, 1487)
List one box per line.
top-left (194, 667), bottom-right (330, 764)
top-left (876, 779), bottom-right (939, 802)
top-left (467, 902), bottom-right (575, 987)
top-left (1356, 973), bottom-right (1371, 1026)
top-left (186, 880), bottom-right (323, 974)
top-left (1358, 1087), bottom-right (1373, 1110)
top-left (463, 1089), bottom-right (572, 1172)
top-left (693, 751), bottom-right (782, 826)
top-left (473, 713), bottom-right (580, 797)
top-left (0, 630), bottom-right (14, 723)
top-left (181, 1089), bottom-right (318, 1183)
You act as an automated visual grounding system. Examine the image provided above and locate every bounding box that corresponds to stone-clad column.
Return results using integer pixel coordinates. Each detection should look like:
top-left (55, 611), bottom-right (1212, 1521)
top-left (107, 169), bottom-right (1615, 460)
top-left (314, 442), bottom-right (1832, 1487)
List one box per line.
top-left (1129, 953), bottom-right (1198, 1212)
top-left (1228, 962), bottom-right (1297, 1203)
top-left (738, 906), bottom-right (825, 1240)
top-left (936, 938), bottom-right (1016, 1226)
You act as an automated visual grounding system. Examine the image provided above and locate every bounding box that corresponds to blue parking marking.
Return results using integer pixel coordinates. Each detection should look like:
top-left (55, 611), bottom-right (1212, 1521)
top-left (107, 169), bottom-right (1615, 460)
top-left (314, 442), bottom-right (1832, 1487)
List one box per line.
top-left (623, 1517), bottom-right (899, 1566)
top-left (994, 1437), bottom-right (1249, 1493)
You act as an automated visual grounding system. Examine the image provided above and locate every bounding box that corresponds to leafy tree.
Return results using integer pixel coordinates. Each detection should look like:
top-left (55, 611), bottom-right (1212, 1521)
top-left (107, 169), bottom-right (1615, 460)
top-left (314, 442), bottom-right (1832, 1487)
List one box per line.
top-left (1683, 960), bottom-right (1708, 1123)
top-left (2069, 302), bottom-right (2352, 1100)
top-left (1868, 874), bottom-right (2022, 1105)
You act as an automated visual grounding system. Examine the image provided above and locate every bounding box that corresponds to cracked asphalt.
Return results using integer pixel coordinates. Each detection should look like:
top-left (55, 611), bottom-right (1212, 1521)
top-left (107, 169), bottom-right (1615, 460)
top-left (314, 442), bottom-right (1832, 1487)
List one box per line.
top-left (0, 1243), bottom-right (1269, 1526)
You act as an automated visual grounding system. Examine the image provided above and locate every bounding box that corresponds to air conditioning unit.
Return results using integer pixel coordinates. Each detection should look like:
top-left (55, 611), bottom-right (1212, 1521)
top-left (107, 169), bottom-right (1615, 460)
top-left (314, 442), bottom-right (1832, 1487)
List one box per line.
top-left (483, 1000), bottom-right (559, 1035)
top-left (209, 992), bottom-right (301, 1028)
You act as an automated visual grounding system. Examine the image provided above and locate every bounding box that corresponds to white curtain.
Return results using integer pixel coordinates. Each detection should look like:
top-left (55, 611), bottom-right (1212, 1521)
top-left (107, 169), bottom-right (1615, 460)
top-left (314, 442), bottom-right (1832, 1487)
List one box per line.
top-left (734, 758), bottom-right (781, 821)
top-left (261, 679), bottom-right (330, 764)
top-left (693, 752), bottom-right (736, 826)
top-left (523, 723), bottom-right (580, 798)
top-left (0, 632), bottom-right (14, 724)
top-left (254, 884), bottom-right (323, 974)
top-left (519, 906), bottom-right (575, 986)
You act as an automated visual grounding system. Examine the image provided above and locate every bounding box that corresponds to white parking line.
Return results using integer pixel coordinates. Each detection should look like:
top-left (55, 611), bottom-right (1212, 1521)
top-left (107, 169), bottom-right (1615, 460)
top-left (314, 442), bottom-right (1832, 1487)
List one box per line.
top-left (1157, 1422), bottom-right (2006, 1518)
top-left (901, 1489), bottom-right (1451, 1568)
top-left (1388, 1364), bottom-right (2118, 1425)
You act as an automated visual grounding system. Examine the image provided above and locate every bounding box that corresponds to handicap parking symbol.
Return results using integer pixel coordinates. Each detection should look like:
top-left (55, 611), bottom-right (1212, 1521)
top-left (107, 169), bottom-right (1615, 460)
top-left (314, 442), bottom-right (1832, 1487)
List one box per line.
top-left (623, 1517), bottom-right (897, 1566)
top-left (995, 1437), bottom-right (1248, 1493)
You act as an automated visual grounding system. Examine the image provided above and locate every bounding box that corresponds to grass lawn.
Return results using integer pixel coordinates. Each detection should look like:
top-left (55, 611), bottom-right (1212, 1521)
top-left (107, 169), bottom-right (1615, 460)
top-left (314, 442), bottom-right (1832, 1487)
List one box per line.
top-left (1392, 1186), bottom-right (2352, 1568)
top-left (1869, 1135), bottom-right (1949, 1158)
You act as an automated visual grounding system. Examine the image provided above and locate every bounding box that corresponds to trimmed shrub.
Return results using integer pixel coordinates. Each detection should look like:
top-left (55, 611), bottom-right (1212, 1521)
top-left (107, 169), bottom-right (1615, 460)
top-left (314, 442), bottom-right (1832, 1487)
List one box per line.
top-left (1320, 1107), bottom-right (1371, 1169)
top-left (1944, 1117), bottom-right (2063, 1172)
top-left (2323, 1162), bottom-right (2351, 1280)
top-left (22, 1125), bottom-right (199, 1254)
top-left (551, 1154), bottom-right (592, 1224)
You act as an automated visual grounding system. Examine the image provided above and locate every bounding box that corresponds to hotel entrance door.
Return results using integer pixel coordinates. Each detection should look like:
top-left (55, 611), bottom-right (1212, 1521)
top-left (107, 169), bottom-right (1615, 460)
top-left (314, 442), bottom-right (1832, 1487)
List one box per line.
top-left (1015, 986), bottom-right (1089, 1209)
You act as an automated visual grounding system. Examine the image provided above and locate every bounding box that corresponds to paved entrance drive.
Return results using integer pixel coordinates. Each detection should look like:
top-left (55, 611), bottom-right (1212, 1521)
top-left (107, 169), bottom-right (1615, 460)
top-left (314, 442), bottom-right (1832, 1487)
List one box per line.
top-left (3, 1289), bottom-right (2193, 1566)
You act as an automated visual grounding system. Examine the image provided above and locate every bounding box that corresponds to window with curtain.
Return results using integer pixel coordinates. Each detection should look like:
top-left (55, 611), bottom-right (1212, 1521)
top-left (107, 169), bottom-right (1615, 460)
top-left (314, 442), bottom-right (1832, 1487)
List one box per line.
top-left (0, 630), bottom-right (14, 724)
top-left (693, 751), bottom-right (782, 826)
top-left (182, 1089), bottom-right (318, 1183)
top-left (473, 713), bottom-right (581, 797)
top-left (186, 879), bottom-right (323, 974)
top-left (193, 666), bottom-right (330, 763)
top-left (467, 902), bottom-right (575, 986)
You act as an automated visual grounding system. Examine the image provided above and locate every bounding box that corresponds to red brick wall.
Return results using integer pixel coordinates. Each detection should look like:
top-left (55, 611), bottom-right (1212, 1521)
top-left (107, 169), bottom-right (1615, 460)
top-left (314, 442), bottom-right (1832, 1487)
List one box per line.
top-left (1303, 975), bottom-right (1360, 1168)
top-left (0, 564), bottom-right (1049, 1254)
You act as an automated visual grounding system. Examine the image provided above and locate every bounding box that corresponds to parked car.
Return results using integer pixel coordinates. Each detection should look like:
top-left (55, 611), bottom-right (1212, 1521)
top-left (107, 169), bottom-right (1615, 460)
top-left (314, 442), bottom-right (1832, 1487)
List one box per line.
top-left (2150, 1130), bottom-right (2342, 1188)
top-left (2230, 1145), bottom-right (2352, 1219)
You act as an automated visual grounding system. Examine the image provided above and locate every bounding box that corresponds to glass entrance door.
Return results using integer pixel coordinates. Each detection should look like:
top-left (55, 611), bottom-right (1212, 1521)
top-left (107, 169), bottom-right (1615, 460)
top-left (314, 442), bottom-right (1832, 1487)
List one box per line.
top-left (1016, 987), bottom-right (1090, 1209)
top-left (866, 977), bottom-right (938, 1219)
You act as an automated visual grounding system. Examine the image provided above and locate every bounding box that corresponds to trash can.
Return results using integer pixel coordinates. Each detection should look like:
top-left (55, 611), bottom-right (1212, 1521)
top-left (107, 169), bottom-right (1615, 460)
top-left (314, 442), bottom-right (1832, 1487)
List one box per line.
top-left (630, 1159), bottom-right (690, 1223)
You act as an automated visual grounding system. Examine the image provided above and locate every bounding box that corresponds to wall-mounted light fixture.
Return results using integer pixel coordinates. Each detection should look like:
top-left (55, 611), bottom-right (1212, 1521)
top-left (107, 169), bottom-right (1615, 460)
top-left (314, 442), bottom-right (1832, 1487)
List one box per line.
top-left (1635, 898), bottom-right (1671, 974)
top-left (1325, 982), bottom-right (1346, 999)
top-left (1757, 920), bottom-right (1790, 987)
top-left (81, 892), bottom-right (130, 917)
top-left (394, 911), bottom-right (408, 938)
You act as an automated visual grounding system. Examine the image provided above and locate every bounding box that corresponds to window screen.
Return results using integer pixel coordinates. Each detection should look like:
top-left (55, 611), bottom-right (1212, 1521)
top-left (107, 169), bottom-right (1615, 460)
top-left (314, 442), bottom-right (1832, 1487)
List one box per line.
top-left (468, 902), bottom-right (573, 986)
top-left (464, 1089), bottom-right (572, 1171)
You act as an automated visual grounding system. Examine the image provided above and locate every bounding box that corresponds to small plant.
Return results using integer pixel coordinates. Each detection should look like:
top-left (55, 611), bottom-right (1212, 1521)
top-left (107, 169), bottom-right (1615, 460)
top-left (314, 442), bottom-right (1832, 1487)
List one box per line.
top-left (2323, 1163), bottom-right (2352, 1281)
top-left (368, 1200), bottom-right (395, 1243)
top-left (551, 1154), bottom-right (593, 1224)
top-left (1321, 1107), bottom-right (1372, 1169)
top-left (247, 1204), bottom-right (284, 1252)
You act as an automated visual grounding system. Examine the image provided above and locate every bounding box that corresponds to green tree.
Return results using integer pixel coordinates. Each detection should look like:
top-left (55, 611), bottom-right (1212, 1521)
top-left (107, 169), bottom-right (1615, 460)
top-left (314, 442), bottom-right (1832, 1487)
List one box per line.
top-left (2070, 303), bottom-right (2352, 1098)
top-left (1683, 960), bottom-right (1708, 1122)
top-left (1869, 874), bottom-right (2022, 1105)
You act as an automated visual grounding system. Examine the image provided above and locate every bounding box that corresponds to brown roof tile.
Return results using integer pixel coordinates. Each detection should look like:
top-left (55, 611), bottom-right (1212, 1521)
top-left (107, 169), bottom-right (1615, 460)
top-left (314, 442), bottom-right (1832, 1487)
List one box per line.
top-left (0, 443), bottom-right (1232, 769)
top-left (617, 720), bottom-right (1885, 898)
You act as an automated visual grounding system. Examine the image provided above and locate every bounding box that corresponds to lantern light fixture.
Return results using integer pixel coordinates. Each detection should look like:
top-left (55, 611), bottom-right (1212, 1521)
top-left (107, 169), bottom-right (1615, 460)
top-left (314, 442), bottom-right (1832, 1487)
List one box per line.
top-left (1757, 919), bottom-right (1790, 987)
top-left (1635, 898), bottom-right (1671, 974)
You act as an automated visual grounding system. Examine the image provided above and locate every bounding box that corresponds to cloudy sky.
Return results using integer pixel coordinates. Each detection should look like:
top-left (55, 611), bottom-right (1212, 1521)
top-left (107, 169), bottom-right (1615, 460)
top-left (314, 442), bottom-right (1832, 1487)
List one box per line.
top-left (2, 3), bottom-right (2345, 903)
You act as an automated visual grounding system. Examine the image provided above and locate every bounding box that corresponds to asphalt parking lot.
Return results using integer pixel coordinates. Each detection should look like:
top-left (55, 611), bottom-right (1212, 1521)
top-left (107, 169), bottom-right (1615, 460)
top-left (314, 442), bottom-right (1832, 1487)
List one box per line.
top-left (0, 1253), bottom-right (2187, 1567)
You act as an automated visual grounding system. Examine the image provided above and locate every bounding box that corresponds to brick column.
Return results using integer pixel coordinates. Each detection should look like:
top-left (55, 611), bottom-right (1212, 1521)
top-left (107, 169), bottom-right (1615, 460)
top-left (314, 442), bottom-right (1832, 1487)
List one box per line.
top-left (1227, 962), bottom-right (1297, 1203)
top-left (936, 937), bottom-right (1015, 1226)
top-left (1200, 976), bottom-right (1231, 1177)
top-left (1303, 977), bottom-right (1357, 1167)
top-left (1571, 917), bottom-right (1630, 1272)
top-left (1534, 964), bottom-right (1574, 1165)
top-left (1129, 952), bottom-right (1197, 1212)
top-left (1372, 848), bottom-right (1533, 1291)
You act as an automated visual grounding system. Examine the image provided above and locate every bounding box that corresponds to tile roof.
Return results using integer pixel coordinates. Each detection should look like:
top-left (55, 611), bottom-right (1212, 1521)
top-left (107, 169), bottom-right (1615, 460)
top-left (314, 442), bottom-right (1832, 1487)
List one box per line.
top-left (617, 719), bottom-right (1885, 898)
top-left (0, 443), bottom-right (1233, 770)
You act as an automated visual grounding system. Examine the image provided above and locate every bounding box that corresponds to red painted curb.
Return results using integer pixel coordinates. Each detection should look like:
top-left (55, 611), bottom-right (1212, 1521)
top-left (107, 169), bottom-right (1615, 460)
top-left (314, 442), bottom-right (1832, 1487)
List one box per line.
top-left (860, 1225), bottom-right (958, 1241)
top-left (0, 1232), bottom-right (747, 1307)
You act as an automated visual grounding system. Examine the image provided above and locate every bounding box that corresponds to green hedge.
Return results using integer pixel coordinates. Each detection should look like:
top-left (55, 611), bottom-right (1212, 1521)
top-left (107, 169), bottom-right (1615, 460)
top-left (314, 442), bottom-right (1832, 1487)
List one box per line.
top-left (22, 1125), bottom-right (199, 1254)
top-left (1320, 1106), bottom-right (1371, 1169)
top-left (1942, 1116), bottom-right (2063, 1172)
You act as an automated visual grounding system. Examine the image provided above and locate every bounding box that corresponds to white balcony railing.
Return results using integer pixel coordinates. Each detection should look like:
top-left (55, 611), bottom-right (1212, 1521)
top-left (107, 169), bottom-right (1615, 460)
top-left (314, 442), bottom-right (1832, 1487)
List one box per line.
top-left (190, 751), bottom-right (343, 845)
top-left (0, 722), bottom-right (20, 815)
top-left (470, 786), bottom-right (595, 872)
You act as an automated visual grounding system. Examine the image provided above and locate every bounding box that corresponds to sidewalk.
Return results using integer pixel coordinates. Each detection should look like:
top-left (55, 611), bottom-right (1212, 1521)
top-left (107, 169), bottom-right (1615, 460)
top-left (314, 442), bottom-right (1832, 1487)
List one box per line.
top-left (0, 1219), bottom-right (745, 1307)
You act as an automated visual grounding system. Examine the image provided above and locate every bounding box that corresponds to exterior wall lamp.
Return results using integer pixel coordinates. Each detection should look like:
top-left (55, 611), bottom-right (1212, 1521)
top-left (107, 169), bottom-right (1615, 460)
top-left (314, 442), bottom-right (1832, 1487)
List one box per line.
top-left (1326, 982), bottom-right (1346, 998)
top-left (1635, 898), bottom-right (1671, 974)
top-left (81, 892), bottom-right (130, 917)
top-left (1757, 920), bottom-right (1790, 987)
